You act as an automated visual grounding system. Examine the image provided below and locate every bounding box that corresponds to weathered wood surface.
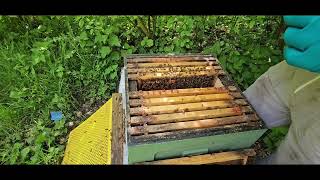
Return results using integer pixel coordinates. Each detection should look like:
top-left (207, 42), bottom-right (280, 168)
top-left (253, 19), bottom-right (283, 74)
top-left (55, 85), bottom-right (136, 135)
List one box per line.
top-left (130, 99), bottom-right (248, 116)
top-left (127, 66), bottom-right (222, 74)
top-left (139, 149), bottom-right (256, 165)
top-left (128, 71), bottom-right (218, 80)
top-left (127, 61), bottom-right (217, 68)
top-left (129, 87), bottom-right (229, 99)
top-left (129, 114), bottom-right (258, 135)
top-left (127, 56), bottom-right (216, 63)
top-left (129, 106), bottom-right (252, 125)
top-left (111, 93), bottom-right (124, 164)
top-left (129, 93), bottom-right (242, 107)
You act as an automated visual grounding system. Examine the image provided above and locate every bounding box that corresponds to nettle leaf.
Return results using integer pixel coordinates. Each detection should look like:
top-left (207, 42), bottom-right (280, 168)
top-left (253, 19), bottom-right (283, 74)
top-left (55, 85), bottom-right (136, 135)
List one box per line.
top-left (127, 48), bottom-right (133, 54)
top-left (101, 35), bottom-right (108, 43)
top-left (120, 49), bottom-right (128, 57)
top-left (212, 42), bottom-right (222, 55)
top-left (64, 50), bottom-right (74, 59)
top-left (111, 64), bottom-right (118, 71)
top-left (85, 41), bottom-right (94, 47)
top-left (35, 133), bottom-right (47, 145)
top-left (249, 20), bottom-right (255, 29)
top-left (57, 71), bottom-right (63, 78)
top-left (164, 45), bottom-right (174, 53)
top-left (146, 39), bottom-right (154, 47)
top-left (9, 90), bottom-right (24, 99)
top-left (108, 35), bottom-right (121, 47)
top-left (53, 131), bottom-right (60, 137)
top-left (79, 41), bottom-right (86, 48)
top-left (124, 43), bottom-right (130, 49)
top-left (95, 34), bottom-right (102, 43)
top-left (52, 94), bottom-right (60, 103)
top-left (31, 52), bottom-right (45, 65)
top-left (26, 137), bottom-right (34, 145)
top-left (105, 67), bottom-right (113, 75)
top-left (180, 40), bottom-right (185, 48)
top-left (20, 147), bottom-right (31, 161)
top-left (110, 51), bottom-right (120, 61)
top-left (100, 46), bottom-right (111, 58)
top-left (140, 39), bottom-right (146, 46)
top-left (79, 31), bottom-right (88, 40)
top-left (95, 34), bottom-right (108, 44)
top-left (56, 65), bottom-right (64, 72)
top-left (98, 84), bottom-right (107, 96)
top-left (110, 71), bottom-right (117, 80)
top-left (140, 37), bottom-right (154, 48)
top-left (34, 41), bottom-right (51, 50)
top-left (54, 119), bottom-right (65, 130)
top-left (79, 19), bottom-right (84, 28)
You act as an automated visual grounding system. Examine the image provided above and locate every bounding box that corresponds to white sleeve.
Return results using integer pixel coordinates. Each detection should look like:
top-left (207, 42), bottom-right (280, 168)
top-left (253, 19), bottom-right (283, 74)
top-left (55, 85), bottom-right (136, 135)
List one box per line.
top-left (271, 123), bottom-right (320, 164)
top-left (243, 62), bottom-right (291, 128)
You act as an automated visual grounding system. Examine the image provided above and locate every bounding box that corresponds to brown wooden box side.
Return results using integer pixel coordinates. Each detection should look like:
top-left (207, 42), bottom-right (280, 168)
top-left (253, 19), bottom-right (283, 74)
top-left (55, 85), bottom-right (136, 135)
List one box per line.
top-left (111, 93), bottom-right (125, 164)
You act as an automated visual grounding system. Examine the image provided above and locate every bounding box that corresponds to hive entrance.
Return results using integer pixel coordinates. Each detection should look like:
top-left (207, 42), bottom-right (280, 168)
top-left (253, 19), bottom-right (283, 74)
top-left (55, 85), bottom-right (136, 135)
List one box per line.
top-left (125, 55), bottom-right (261, 139)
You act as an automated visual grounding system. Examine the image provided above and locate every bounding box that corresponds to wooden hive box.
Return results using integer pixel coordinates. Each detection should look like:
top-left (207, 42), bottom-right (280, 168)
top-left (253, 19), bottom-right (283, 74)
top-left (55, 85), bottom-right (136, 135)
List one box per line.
top-left (123, 54), bottom-right (267, 164)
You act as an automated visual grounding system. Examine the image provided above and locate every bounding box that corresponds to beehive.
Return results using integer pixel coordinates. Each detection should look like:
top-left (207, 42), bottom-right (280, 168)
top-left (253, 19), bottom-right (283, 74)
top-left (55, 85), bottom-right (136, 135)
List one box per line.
top-left (123, 54), bottom-right (267, 164)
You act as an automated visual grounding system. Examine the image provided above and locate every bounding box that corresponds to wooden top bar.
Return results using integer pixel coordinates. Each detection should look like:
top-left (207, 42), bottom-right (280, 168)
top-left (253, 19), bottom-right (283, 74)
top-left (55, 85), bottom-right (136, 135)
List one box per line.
top-left (139, 149), bottom-right (256, 165)
top-left (128, 70), bottom-right (217, 80)
top-left (130, 99), bottom-right (248, 116)
top-left (129, 87), bottom-right (229, 99)
top-left (129, 92), bottom-right (242, 107)
top-left (127, 66), bottom-right (222, 74)
top-left (127, 61), bottom-right (217, 68)
top-left (127, 56), bottom-right (216, 63)
top-left (129, 114), bottom-right (259, 135)
top-left (129, 106), bottom-right (252, 125)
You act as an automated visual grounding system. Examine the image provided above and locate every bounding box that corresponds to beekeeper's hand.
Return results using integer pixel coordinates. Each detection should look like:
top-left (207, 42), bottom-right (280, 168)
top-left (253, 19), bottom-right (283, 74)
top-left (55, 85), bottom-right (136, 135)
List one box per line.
top-left (284, 15), bottom-right (320, 73)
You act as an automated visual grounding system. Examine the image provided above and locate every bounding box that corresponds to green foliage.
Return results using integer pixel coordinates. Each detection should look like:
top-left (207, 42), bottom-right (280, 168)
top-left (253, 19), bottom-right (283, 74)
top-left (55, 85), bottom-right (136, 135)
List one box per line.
top-left (0, 119), bottom-right (66, 164)
top-left (202, 16), bottom-right (283, 89)
top-left (0, 15), bottom-right (284, 164)
top-left (263, 126), bottom-right (289, 152)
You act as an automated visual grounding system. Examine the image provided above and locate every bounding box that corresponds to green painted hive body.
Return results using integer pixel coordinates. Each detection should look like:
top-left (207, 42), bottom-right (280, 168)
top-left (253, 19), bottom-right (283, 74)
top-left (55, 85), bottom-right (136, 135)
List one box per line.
top-left (128, 128), bottom-right (267, 164)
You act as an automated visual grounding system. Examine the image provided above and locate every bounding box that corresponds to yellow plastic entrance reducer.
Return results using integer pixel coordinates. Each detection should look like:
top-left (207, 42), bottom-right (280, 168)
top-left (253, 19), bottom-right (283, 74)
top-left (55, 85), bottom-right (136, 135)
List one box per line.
top-left (62, 97), bottom-right (113, 164)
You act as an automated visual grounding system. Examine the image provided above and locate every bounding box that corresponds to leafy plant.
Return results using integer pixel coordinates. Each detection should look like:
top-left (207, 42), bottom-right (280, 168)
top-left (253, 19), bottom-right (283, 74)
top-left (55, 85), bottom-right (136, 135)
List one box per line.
top-left (263, 126), bottom-right (289, 152)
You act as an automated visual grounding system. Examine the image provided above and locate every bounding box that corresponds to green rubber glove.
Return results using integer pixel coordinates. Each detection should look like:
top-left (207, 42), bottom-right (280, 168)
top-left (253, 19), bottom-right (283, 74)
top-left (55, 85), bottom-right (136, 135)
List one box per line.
top-left (283, 16), bottom-right (320, 73)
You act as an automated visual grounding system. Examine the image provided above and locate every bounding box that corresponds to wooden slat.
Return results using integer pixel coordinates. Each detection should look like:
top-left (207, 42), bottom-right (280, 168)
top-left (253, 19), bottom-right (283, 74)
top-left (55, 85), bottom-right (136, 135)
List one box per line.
top-left (130, 93), bottom-right (235, 107)
top-left (127, 61), bottom-right (217, 68)
top-left (129, 114), bottom-right (258, 135)
top-left (130, 99), bottom-right (248, 115)
top-left (127, 66), bottom-right (221, 74)
top-left (128, 70), bottom-right (217, 80)
top-left (140, 149), bottom-right (256, 165)
top-left (129, 87), bottom-right (228, 99)
top-left (129, 106), bottom-right (252, 125)
top-left (111, 93), bottom-right (124, 164)
top-left (130, 92), bottom-right (242, 107)
top-left (127, 56), bottom-right (216, 63)
top-left (130, 121), bottom-right (261, 142)
top-left (127, 54), bottom-right (213, 58)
